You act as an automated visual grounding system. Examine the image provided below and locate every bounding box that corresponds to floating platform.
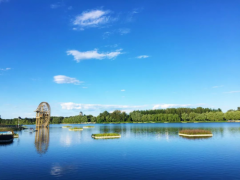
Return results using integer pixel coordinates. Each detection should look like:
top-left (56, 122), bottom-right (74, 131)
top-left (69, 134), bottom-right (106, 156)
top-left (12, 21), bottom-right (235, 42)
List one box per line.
top-left (179, 133), bottom-right (213, 137)
top-left (83, 126), bottom-right (94, 128)
top-left (92, 133), bottom-right (121, 139)
top-left (62, 126), bottom-right (72, 128)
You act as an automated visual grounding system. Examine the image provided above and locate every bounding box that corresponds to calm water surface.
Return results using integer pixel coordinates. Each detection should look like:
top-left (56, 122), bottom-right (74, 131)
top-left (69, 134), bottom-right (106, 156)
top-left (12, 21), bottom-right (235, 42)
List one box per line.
top-left (1, 123), bottom-right (240, 180)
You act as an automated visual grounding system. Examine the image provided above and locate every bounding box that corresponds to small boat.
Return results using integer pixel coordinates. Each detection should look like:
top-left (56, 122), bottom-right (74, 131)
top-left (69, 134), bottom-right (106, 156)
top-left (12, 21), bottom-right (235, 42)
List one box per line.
top-left (0, 130), bottom-right (14, 143)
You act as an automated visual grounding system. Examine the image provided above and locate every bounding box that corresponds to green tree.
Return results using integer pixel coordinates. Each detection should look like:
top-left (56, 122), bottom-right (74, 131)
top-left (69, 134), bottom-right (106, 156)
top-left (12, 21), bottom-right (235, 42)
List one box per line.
top-left (181, 113), bottom-right (189, 121)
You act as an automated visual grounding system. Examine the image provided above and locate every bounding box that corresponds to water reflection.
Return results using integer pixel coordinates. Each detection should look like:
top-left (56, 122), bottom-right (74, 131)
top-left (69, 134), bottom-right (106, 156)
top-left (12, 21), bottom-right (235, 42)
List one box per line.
top-left (50, 164), bottom-right (76, 177)
top-left (99, 125), bottom-right (128, 135)
top-left (0, 141), bottom-right (14, 146)
top-left (35, 127), bottom-right (49, 154)
top-left (130, 126), bottom-right (227, 137)
top-left (179, 136), bottom-right (213, 140)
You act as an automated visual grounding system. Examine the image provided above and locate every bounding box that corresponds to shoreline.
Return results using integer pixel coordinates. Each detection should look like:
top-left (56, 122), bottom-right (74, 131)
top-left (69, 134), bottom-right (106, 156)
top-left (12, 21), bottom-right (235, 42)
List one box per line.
top-left (2, 121), bottom-right (240, 126)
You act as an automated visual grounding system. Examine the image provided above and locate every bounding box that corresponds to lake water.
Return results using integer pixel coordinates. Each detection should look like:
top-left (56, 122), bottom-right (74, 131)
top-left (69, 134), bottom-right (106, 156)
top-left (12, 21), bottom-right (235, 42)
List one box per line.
top-left (1, 123), bottom-right (240, 180)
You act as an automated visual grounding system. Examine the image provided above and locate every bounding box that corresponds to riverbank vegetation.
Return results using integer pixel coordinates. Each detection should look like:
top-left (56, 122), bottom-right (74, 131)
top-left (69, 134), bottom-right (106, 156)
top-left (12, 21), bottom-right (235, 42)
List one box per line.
top-left (1, 107), bottom-right (240, 125)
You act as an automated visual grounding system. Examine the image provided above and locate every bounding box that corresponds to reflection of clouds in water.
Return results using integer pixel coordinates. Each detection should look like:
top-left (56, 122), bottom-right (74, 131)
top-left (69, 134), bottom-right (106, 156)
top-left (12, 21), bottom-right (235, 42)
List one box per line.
top-left (60, 135), bottom-right (72, 147)
top-left (50, 164), bottom-right (76, 177)
top-left (165, 131), bottom-right (169, 141)
top-left (156, 133), bottom-right (161, 140)
top-left (50, 165), bottom-right (62, 176)
top-left (60, 133), bottom-right (83, 147)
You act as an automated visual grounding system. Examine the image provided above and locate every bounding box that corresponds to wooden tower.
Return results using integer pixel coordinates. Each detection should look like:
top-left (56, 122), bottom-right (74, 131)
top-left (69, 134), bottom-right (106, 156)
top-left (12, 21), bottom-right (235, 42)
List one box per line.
top-left (35, 102), bottom-right (51, 127)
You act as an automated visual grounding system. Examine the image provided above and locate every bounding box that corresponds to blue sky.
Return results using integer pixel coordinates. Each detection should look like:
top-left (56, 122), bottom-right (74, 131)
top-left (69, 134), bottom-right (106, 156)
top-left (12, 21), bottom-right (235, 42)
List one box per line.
top-left (0, 0), bottom-right (240, 118)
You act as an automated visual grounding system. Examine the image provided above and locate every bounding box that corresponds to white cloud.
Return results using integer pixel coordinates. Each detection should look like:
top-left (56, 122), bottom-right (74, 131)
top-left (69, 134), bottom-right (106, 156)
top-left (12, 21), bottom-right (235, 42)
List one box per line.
top-left (153, 104), bottom-right (191, 109)
top-left (61, 102), bottom-right (145, 112)
top-left (73, 9), bottom-right (111, 30)
top-left (224, 91), bottom-right (240, 94)
top-left (67, 49), bottom-right (122, 62)
top-left (137, 55), bottom-right (149, 59)
top-left (212, 85), bottom-right (223, 88)
top-left (0, 68), bottom-right (11, 71)
top-left (121, 89), bottom-right (125, 91)
top-left (54, 75), bottom-right (83, 85)
top-left (118, 28), bottom-right (130, 35)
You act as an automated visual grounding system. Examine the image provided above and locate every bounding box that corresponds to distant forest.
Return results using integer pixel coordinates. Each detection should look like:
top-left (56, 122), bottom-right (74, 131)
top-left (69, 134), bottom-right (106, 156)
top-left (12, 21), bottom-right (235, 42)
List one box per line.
top-left (1, 107), bottom-right (240, 125)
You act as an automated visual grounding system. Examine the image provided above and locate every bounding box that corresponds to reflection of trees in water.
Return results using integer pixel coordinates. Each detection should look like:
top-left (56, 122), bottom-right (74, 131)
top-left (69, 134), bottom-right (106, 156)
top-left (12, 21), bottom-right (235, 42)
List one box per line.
top-left (179, 136), bottom-right (213, 140)
top-left (99, 125), bottom-right (240, 138)
top-left (99, 125), bottom-right (127, 135)
top-left (130, 126), bottom-right (239, 137)
top-left (131, 127), bottom-right (178, 136)
top-left (228, 127), bottom-right (240, 134)
top-left (35, 127), bottom-right (49, 154)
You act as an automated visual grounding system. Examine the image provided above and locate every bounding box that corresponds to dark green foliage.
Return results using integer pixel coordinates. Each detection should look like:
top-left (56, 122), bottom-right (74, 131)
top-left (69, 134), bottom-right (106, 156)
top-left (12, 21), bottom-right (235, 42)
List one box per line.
top-left (96, 110), bottom-right (128, 122)
top-left (50, 116), bottom-right (64, 124)
top-left (225, 111), bottom-right (240, 120)
top-left (1, 107), bottom-right (235, 124)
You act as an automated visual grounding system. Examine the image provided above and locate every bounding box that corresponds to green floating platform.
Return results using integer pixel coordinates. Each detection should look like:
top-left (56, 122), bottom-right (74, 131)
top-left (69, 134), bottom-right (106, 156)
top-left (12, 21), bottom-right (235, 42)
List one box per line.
top-left (92, 133), bottom-right (121, 139)
top-left (83, 126), bottom-right (94, 128)
top-left (69, 128), bottom-right (83, 131)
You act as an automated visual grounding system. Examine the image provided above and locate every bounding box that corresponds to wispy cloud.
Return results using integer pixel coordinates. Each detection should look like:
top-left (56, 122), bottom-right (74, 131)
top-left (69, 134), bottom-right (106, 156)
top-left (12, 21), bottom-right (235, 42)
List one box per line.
top-left (224, 91), bottom-right (240, 94)
top-left (0, 0), bottom-right (9, 3)
top-left (118, 28), bottom-right (130, 35)
top-left (61, 102), bottom-right (146, 112)
top-left (126, 8), bottom-right (142, 22)
top-left (73, 9), bottom-right (113, 30)
top-left (54, 75), bottom-right (83, 85)
top-left (67, 49), bottom-right (122, 62)
top-left (102, 31), bottom-right (112, 39)
top-left (0, 68), bottom-right (11, 71)
top-left (121, 89), bottom-right (125, 92)
top-left (50, 2), bottom-right (64, 9)
top-left (212, 85), bottom-right (224, 88)
top-left (153, 104), bottom-right (191, 109)
top-left (137, 55), bottom-right (149, 59)
top-left (103, 28), bottom-right (130, 39)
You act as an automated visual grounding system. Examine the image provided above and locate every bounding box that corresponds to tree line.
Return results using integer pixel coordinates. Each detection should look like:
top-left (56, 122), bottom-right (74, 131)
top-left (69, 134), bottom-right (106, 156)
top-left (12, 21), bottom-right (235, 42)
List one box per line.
top-left (0, 107), bottom-right (240, 125)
